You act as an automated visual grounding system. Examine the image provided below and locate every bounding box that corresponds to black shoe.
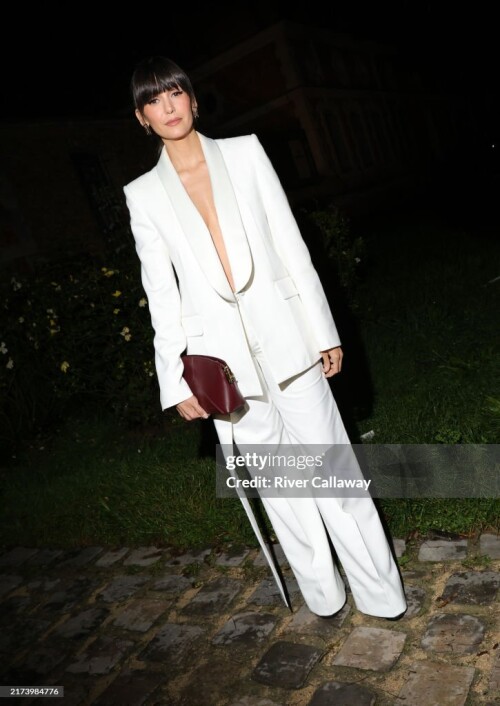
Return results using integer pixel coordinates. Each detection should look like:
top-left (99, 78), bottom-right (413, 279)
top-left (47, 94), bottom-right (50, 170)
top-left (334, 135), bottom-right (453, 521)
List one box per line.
top-left (385, 609), bottom-right (407, 621)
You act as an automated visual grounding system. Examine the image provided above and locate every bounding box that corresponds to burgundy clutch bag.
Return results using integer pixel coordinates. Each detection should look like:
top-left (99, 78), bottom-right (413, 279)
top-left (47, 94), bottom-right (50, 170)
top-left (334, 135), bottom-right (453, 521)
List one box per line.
top-left (181, 354), bottom-right (246, 415)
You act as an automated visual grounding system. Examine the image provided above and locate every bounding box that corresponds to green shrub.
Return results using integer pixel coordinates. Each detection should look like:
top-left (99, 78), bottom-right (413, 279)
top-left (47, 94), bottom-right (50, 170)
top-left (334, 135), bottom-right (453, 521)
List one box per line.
top-left (0, 228), bottom-right (162, 455)
top-left (306, 203), bottom-right (366, 305)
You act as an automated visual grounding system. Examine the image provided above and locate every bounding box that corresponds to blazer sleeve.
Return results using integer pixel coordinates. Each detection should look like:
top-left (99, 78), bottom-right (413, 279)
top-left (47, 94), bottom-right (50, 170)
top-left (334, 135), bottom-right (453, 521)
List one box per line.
top-left (250, 133), bottom-right (341, 351)
top-left (123, 186), bottom-right (193, 410)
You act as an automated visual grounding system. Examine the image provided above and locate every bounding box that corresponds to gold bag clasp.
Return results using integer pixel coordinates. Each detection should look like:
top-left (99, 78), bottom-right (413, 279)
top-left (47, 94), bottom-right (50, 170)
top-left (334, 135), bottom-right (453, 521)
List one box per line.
top-left (223, 364), bottom-right (236, 384)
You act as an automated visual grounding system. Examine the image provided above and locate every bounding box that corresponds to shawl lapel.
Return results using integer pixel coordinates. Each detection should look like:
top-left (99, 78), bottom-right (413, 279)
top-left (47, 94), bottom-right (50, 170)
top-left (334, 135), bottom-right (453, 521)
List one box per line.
top-left (155, 131), bottom-right (253, 300)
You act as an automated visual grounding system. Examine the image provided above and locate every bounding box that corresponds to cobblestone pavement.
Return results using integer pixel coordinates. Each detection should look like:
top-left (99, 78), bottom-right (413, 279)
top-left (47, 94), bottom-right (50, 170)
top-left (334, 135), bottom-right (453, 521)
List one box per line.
top-left (1, 532), bottom-right (499, 706)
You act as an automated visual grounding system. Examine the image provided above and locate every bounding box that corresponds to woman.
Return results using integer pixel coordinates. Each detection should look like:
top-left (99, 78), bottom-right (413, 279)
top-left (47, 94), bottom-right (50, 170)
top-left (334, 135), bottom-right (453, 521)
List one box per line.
top-left (124, 56), bottom-right (407, 618)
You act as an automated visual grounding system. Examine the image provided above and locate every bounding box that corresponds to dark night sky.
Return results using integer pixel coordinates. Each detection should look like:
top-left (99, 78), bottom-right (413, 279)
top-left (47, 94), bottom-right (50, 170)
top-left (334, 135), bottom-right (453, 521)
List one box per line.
top-left (4, 2), bottom-right (499, 123)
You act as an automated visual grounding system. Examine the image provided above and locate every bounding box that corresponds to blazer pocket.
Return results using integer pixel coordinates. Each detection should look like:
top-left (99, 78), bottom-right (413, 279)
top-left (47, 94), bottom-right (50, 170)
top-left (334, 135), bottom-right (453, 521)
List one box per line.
top-left (181, 315), bottom-right (204, 337)
top-left (274, 276), bottom-right (299, 300)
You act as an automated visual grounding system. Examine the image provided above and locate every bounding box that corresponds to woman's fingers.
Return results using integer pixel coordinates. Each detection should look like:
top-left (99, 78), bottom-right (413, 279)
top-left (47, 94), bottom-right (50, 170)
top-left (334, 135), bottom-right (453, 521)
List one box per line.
top-left (321, 347), bottom-right (343, 377)
top-left (176, 396), bottom-right (210, 420)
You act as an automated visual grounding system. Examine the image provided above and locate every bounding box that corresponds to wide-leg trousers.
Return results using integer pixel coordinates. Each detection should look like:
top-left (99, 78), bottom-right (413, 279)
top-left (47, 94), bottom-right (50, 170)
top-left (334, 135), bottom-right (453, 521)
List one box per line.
top-left (213, 304), bottom-right (407, 618)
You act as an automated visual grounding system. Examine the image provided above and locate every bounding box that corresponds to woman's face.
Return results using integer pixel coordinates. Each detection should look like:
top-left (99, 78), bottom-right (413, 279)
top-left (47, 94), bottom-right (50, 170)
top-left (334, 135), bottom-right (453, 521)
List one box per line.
top-left (136, 87), bottom-right (196, 140)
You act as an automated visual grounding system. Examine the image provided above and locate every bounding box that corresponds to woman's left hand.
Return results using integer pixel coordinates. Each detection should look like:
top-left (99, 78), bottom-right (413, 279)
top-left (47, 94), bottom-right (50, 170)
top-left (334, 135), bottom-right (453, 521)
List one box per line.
top-left (321, 346), bottom-right (343, 377)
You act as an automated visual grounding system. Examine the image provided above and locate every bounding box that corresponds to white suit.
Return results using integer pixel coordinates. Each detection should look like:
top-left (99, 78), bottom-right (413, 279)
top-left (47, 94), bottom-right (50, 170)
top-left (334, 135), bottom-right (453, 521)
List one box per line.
top-left (124, 131), bottom-right (407, 617)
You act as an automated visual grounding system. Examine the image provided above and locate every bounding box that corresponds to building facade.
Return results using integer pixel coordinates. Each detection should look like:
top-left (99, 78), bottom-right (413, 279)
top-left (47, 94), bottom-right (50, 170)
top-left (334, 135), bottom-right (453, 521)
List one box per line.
top-left (0, 21), bottom-right (481, 270)
top-left (192, 21), bottom-right (476, 211)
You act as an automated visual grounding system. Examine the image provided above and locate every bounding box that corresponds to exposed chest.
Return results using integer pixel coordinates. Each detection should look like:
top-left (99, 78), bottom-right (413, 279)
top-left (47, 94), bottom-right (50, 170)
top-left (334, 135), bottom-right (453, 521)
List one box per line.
top-left (179, 161), bottom-right (218, 232)
top-left (178, 159), bottom-right (235, 290)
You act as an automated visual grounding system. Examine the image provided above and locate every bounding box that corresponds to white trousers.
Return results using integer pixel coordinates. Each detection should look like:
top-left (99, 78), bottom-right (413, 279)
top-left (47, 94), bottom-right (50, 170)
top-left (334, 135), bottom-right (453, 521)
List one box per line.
top-left (213, 304), bottom-right (407, 618)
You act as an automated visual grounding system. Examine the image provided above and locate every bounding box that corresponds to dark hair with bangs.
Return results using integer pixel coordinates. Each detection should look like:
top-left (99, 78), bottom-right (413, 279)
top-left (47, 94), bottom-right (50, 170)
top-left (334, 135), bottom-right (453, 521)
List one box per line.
top-left (131, 56), bottom-right (196, 114)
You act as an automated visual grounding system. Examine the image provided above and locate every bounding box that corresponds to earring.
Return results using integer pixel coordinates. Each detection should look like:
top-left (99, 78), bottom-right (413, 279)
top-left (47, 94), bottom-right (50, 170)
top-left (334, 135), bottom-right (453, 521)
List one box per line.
top-left (143, 124), bottom-right (152, 136)
top-left (193, 107), bottom-right (199, 120)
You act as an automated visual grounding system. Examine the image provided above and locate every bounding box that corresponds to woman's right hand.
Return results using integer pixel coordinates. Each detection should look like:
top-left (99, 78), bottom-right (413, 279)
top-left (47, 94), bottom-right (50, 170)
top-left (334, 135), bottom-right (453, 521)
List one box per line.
top-left (176, 395), bottom-right (210, 421)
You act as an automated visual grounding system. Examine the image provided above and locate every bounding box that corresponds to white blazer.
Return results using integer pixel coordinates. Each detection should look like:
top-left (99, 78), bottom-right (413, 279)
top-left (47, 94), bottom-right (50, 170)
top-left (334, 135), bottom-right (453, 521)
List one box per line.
top-left (123, 132), bottom-right (341, 411)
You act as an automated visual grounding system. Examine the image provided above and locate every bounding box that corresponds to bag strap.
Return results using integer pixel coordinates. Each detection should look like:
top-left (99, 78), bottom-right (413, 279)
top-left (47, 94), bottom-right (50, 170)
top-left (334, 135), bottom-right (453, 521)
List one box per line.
top-left (215, 417), bottom-right (291, 610)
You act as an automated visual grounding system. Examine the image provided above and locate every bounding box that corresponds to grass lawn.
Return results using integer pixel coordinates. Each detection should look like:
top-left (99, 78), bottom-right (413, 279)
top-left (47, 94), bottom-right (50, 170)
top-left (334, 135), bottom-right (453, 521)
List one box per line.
top-left (1, 209), bottom-right (498, 549)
